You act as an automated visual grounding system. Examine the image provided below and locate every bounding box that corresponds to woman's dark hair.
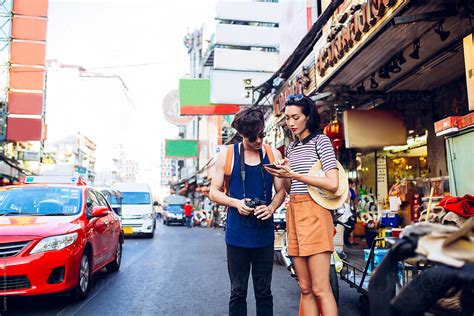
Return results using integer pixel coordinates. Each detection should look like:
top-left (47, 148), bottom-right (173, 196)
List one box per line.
top-left (284, 95), bottom-right (321, 133)
top-left (231, 108), bottom-right (265, 139)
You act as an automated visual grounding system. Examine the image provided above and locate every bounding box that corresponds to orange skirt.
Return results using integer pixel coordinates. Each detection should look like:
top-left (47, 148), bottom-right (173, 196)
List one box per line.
top-left (287, 194), bottom-right (334, 257)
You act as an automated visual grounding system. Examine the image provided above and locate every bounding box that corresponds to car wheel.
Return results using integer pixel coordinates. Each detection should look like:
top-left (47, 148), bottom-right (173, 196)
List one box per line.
top-left (106, 241), bottom-right (122, 272)
top-left (146, 226), bottom-right (155, 238)
top-left (72, 251), bottom-right (91, 300)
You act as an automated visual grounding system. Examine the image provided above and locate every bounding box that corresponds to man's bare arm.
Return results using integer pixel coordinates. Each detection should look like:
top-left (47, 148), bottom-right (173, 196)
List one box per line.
top-left (209, 151), bottom-right (236, 208)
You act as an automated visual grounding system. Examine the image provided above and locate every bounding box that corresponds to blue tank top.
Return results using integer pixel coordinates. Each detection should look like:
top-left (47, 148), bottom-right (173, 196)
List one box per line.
top-left (226, 143), bottom-right (274, 248)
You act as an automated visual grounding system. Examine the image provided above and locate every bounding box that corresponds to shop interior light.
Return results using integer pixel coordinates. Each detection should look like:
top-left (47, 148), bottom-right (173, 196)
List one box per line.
top-left (378, 64), bottom-right (391, 79)
top-left (409, 39), bottom-right (421, 60)
top-left (370, 73), bottom-right (379, 89)
top-left (434, 19), bottom-right (450, 42)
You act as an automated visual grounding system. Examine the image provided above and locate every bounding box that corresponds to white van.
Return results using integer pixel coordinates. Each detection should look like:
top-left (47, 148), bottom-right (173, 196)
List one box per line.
top-left (111, 182), bottom-right (156, 238)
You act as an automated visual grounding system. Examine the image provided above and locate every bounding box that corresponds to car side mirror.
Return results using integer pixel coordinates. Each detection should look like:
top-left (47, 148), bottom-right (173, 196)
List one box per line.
top-left (92, 206), bottom-right (109, 217)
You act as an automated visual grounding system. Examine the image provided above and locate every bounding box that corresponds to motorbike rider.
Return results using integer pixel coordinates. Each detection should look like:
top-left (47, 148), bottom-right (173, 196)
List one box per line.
top-left (209, 107), bottom-right (286, 316)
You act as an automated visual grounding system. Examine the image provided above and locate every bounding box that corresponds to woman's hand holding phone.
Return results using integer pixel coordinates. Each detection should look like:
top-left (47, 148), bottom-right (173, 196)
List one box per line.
top-left (263, 158), bottom-right (294, 179)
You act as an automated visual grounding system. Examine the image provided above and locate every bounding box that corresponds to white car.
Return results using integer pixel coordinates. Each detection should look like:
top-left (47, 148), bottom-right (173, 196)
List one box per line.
top-left (111, 182), bottom-right (156, 238)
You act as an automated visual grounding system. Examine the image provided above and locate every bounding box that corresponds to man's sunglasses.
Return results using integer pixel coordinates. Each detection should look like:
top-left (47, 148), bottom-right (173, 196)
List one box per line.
top-left (286, 94), bottom-right (305, 103)
top-left (247, 131), bottom-right (266, 142)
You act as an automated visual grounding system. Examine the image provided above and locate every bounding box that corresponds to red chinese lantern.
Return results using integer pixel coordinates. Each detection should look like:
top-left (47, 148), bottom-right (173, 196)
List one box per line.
top-left (323, 121), bottom-right (344, 140)
top-left (323, 120), bottom-right (344, 155)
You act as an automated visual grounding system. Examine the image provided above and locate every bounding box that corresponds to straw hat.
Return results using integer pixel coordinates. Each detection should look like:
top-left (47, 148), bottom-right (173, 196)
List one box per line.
top-left (307, 160), bottom-right (349, 210)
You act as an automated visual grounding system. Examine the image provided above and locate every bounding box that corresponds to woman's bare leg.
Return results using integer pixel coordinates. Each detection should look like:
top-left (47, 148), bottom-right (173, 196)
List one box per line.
top-left (307, 252), bottom-right (338, 316)
top-left (293, 256), bottom-right (319, 315)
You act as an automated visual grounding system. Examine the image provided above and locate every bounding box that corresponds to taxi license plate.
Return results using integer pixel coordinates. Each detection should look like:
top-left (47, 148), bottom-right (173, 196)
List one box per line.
top-left (177, 215), bottom-right (183, 220)
top-left (123, 226), bottom-right (133, 235)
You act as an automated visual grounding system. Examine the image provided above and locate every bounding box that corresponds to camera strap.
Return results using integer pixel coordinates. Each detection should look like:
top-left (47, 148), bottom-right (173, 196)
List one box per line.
top-left (239, 143), bottom-right (267, 202)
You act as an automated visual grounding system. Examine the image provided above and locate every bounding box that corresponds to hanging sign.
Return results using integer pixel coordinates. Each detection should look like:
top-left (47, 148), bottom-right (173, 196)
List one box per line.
top-left (315, 0), bottom-right (407, 88)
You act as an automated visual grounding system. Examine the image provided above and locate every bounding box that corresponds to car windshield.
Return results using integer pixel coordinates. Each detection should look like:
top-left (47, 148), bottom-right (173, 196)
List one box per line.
top-left (122, 192), bottom-right (150, 205)
top-left (167, 205), bottom-right (183, 213)
top-left (0, 186), bottom-right (82, 216)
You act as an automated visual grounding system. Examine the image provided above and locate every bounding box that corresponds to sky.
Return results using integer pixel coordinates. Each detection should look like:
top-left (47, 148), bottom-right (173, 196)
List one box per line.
top-left (45, 0), bottom-right (218, 181)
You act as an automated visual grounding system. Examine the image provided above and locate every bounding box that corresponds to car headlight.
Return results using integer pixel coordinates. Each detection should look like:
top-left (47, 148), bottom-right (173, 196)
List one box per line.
top-left (30, 233), bottom-right (78, 254)
top-left (142, 213), bottom-right (155, 220)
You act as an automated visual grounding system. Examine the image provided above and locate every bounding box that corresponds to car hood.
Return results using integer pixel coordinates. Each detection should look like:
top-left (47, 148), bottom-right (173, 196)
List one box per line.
top-left (121, 204), bottom-right (153, 215)
top-left (0, 215), bottom-right (82, 238)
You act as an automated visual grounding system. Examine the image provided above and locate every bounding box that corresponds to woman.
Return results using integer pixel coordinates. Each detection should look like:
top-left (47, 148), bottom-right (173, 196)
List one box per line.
top-left (264, 94), bottom-right (339, 316)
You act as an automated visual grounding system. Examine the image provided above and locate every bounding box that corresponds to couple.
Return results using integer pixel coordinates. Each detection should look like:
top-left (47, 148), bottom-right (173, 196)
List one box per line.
top-left (209, 95), bottom-right (339, 316)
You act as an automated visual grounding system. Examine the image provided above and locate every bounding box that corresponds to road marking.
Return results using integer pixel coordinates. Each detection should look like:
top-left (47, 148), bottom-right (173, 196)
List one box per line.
top-left (57, 230), bottom-right (162, 316)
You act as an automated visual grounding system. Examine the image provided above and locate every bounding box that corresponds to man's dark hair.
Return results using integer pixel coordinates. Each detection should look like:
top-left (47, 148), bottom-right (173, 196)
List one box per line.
top-left (231, 108), bottom-right (265, 139)
top-left (284, 95), bottom-right (321, 133)
top-left (349, 179), bottom-right (354, 185)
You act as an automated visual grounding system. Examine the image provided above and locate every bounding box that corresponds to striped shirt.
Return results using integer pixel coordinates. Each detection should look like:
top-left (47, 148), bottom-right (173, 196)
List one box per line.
top-left (286, 133), bottom-right (338, 194)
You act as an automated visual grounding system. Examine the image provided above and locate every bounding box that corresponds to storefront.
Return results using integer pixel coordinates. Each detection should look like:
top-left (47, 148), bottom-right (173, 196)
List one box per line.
top-left (309, 0), bottom-right (473, 227)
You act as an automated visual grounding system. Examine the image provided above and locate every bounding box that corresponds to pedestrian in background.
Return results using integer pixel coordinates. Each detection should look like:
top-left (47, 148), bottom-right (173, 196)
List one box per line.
top-left (211, 204), bottom-right (220, 229)
top-left (209, 108), bottom-right (287, 316)
top-left (344, 179), bottom-right (357, 247)
top-left (265, 95), bottom-right (338, 316)
top-left (184, 200), bottom-right (193, 229)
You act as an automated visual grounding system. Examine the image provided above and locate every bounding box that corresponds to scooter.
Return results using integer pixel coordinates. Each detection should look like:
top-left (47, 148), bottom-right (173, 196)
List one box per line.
top-left (192, 211), bottom-right (208, 228)
top-left (219, 210), bottom-right (227, 231)
top-left (273, 207), bottom-right (287, 265)
top-left (368, 220), bottom-right (474, 316)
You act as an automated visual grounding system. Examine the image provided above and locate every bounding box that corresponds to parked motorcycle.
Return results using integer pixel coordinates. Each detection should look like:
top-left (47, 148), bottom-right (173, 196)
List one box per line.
top-left (368, 219), bottom-right (474, 316)
top-left (192, 210), bottom-right (208, 228)
top-left (273, 206), bottom-right (287, 266)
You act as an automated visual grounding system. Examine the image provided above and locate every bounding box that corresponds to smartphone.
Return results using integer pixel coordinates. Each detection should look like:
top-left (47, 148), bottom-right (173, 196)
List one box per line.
top-left (263, 164), bottom-right (281, 170)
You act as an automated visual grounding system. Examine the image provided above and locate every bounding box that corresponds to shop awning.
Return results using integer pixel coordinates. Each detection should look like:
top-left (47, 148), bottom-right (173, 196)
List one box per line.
top-left (316, 2), bottom-right (471, 99)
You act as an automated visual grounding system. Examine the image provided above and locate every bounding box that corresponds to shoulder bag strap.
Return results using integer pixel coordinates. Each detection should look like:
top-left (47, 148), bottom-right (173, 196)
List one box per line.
top-left (222, 145), bottom-right (235, 194)
top-left (263, 144), bottom-right (275, 164)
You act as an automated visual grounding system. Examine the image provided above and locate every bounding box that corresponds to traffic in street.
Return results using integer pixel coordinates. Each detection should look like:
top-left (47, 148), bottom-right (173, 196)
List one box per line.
top-left (1, 222), bottom-right (362, 316)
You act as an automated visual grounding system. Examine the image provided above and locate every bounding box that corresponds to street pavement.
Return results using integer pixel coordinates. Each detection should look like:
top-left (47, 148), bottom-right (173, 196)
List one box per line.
top-left (1, 221), bottom-right (362, 316)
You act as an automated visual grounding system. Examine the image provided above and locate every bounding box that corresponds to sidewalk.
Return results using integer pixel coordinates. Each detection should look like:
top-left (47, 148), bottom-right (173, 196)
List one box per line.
top-left (343, 236), bottom-right (368, 271)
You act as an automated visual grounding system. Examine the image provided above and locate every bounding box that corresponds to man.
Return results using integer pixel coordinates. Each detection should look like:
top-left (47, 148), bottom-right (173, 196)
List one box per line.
top-left (183, 200), bottom-right (193, 229)
top-left (209, 108), bottom-right (286, 316)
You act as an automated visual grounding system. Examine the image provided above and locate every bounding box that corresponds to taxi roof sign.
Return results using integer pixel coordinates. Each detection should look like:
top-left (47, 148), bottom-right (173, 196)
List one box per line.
top-left (23, 175), bottom-right (87, 186)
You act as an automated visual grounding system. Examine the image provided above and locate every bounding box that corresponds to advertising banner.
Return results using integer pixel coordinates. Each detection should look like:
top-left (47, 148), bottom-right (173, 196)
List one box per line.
top-left (165, 139), bottom-right (199, 158)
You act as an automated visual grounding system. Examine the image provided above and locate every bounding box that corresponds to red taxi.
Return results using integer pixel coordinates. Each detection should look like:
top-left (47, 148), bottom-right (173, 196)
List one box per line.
top-left (0, 176), bottom-right (123, 300)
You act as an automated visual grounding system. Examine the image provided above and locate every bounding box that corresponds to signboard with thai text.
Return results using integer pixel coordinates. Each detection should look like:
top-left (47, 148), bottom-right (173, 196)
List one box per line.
top-left (464, 33), bottom-right (473, 111)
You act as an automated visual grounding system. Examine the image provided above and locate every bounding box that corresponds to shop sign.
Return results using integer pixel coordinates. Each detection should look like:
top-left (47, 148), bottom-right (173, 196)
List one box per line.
top-left (315, 0), bottom-right (407, 87)
top-left (275, 126), bottom-right (286, 148)
top-left (273, 53), bottom-right (316, 114)
top-left (17, 150), bottom-right (40, 161)
top-left (376, 152), bottom-right (388, 209)
top-left (464, 33), bottom-right (473, 111)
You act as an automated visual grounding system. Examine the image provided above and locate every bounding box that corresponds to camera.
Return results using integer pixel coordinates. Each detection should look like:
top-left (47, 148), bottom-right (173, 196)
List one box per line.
top-left (245, 198), bottom-right (266, 209)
